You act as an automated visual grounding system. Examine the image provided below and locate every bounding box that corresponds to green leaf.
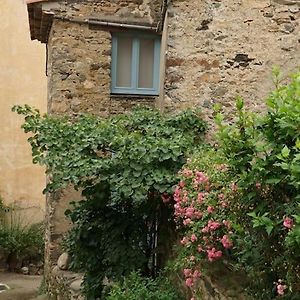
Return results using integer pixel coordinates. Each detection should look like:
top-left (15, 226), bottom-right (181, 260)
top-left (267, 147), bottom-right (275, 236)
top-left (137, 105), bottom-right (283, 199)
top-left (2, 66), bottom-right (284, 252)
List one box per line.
top-left (281, 145), bottom-right (290, 158)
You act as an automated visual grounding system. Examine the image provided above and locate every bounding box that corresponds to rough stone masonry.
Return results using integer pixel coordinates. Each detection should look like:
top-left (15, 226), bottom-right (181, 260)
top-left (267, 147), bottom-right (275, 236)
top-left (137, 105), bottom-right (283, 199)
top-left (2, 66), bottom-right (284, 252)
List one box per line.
top-left (26, 0), bottom-right (299, 298)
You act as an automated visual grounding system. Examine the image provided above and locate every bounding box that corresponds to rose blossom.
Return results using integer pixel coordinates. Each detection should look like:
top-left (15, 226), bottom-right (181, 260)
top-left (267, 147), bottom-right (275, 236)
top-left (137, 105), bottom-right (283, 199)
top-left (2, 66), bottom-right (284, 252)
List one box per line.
top-left (218, 193), bottom-right (225, 200)
top-left (183, 218), bottom-right (192, 226)
top-left (207, 206), bottom-right (214, 213)
top-left (231, 182), bottom-right (238, 192)
top-left (207, 248), bottom-right (222, 261)
top-left (283, 217), bottom-right (294, 229)
top-left (183, 268), bottom-right (192, 277)
top-left (197, 245), bottom-right (203, 252)
top-left (221, 235), bottom-right (233, 249)
top-left (193, 270), bottom-right (201, 279)
top-left (277, 284), bottom-right (287, 296)
top-left (207, 220), bottom-right (221, 230)
top-left (185, 278), bottom-right (193, 287)
top-left (191, 234), bottom-right (198, 242)
top-left (180, 237), bottom-right (189, 245)
top-left (186, 207), bottom-right (195, 218)
top-left (179, 180), bottom-right (186, 188)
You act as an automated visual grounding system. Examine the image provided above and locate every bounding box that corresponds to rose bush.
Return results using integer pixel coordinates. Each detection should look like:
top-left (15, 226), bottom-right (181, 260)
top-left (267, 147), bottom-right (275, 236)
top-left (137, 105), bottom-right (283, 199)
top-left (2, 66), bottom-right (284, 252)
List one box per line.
top-left (174, 72), bottom-right (300, 299)
top-left (171, 148), bottom-right (237, 299)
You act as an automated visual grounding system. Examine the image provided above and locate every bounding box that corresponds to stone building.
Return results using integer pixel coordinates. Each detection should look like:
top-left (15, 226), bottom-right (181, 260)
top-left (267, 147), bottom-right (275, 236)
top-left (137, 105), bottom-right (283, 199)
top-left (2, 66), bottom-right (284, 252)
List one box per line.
top-left (26, 0), bottom-right (300, 297)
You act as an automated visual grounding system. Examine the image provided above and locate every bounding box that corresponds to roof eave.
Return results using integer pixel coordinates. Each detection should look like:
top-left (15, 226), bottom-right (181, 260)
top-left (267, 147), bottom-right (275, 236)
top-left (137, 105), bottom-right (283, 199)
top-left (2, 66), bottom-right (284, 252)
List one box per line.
top-left (26, 0), bottom-right (48, 4)
top-left (27, 1), bottom-right (54, 43)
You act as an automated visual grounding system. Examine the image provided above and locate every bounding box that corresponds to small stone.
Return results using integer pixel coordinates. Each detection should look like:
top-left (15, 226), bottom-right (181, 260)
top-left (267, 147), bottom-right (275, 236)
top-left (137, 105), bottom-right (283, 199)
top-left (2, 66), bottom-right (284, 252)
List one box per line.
top-left (211, 87), bottom-right (228, 98)
top-left (52, 265), bottom-right (61, 275)
top-left (263, 10), bottom-right (274, 18)
top-left (289, 6), bottom-right (299, 13)
top-left (83, 80), bottom-right (95, 89)
top-left (70, 278), bottom-right (83, 292)
top-left (21, 266), bottom-right (29, 275)
top-left (203, 100), bottom-right (212, 108)
top-left (90, 63), bottom-right (101, 71)
top-left (57, 252), bottom-right (70, 270)
top-left (282, 23), bottom-right (295, 33)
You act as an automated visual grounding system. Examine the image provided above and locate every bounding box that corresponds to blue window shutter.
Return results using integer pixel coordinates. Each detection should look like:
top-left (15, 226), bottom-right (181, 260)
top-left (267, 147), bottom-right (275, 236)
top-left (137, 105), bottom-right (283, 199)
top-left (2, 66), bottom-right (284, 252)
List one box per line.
top-left (132, 37), bottom-right (139, 90)
top-left (111, 36), bottom-right (118, 94)
top-left (153, 38), bottom-right (161, 93)
top-left (111, 33), bottom-right (161, 95)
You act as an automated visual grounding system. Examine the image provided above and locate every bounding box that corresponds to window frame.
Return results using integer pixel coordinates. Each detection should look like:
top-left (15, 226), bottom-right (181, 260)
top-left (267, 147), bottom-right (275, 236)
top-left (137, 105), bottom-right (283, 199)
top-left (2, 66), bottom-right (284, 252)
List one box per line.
top-left (111, 32), bottom-right (161, 96)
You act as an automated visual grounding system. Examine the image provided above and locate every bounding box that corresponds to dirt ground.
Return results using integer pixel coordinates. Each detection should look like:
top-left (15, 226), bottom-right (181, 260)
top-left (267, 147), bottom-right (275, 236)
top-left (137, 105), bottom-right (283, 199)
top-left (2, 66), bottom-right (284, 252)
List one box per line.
top-left (0, 272), bottom-right (43, 300)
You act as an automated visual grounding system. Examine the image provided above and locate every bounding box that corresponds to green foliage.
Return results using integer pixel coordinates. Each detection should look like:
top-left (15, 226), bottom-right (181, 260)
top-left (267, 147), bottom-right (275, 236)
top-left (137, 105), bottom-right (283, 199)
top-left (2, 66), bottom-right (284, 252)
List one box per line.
top-left (12, 106), bottom-right (206, 199)
top-left (214, 72), bottom-right (300, 299)
top-left (0, 204), bottom-right (44, 262)
top-left (104, 272), bottom-right (181, 300)
top-left (13, 106), bottom-right (206, 298)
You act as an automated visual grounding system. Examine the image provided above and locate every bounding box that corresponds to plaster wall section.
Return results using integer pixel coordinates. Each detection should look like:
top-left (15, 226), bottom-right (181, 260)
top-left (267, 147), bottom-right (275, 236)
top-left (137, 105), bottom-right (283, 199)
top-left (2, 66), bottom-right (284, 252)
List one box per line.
top-left (165, 0), bottom-right (300, 124)
top-left (0, 0), bottom-right (46, 223)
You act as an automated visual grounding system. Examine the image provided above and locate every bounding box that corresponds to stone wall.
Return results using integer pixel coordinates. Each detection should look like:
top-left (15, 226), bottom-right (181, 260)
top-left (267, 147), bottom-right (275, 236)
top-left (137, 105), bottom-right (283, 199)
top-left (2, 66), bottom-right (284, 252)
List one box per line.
top-left (46, 0), bottom-right (164, 117)
top-left (165, 0), bottom-right (300, 125)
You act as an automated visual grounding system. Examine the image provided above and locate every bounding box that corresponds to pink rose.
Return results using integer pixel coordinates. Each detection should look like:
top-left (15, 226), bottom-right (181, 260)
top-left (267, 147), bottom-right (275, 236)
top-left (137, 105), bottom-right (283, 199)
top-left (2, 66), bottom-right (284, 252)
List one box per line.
top-left (183, 218), bottom-right (192, 226)
top-left (207, 248), bottom-right (223, 261)
top-left (191, 234), bottom-right (198, 242)
top-left (221, 235), bottom-right (233, 249)
top-left (283, 217), bottom-right (294, 229)
top-left (193, 270), bottom-right (201, 279)
top-left (201, 226), bottom-right (209, 233)
top-left (218, 193), bottom-right (225, 200)
top-left (180, 237), bottom-right (189, 245)
top-left (179, 180), bottom-right (186, 188)
top-left (186, 207), bottom-right (195, 218)
top-left (185, 278), bottom-right (194, 287)
top-left (277, 284), bottom-right (287, 296)
top-left (231, 182), bottom-right (238, 192)
top-left (207, 220), bottom-right (221, 230)
top-left (220, 201), bottom-right (228, 208)
top-left (207, 206), bottom-right (214, 213)
top-left (183, 268), bottom-right (192, 277)
top-left (197, 192), bottom-right (205, 203)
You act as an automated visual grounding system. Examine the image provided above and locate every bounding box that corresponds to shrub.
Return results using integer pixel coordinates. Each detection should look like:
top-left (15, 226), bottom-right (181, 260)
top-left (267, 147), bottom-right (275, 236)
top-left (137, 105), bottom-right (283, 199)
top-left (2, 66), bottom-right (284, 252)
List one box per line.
top-left (170, 148), bottom-right (237, 299)
top-left (13, 106), bottom-right (206, 298)
top-left (173, 71), bottom-right (300, 299)
top-left (104, 271), bottom-right (182, 300)
top-left (215, 72), bottom-right (300, 299)
top-left (0, 203), bottom-right (44, 267)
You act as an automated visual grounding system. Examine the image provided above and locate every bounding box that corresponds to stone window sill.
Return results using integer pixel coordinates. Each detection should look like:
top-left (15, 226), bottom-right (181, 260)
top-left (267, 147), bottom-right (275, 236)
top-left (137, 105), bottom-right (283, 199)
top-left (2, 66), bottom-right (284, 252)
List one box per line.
top-left (110, 94), bottom-right (157, 99)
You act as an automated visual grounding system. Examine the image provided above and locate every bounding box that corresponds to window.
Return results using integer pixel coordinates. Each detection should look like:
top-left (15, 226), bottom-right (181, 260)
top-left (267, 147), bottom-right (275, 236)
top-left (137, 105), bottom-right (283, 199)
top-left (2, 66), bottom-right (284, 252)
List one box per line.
top-left (111, 33), bottom-right (161, 95)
